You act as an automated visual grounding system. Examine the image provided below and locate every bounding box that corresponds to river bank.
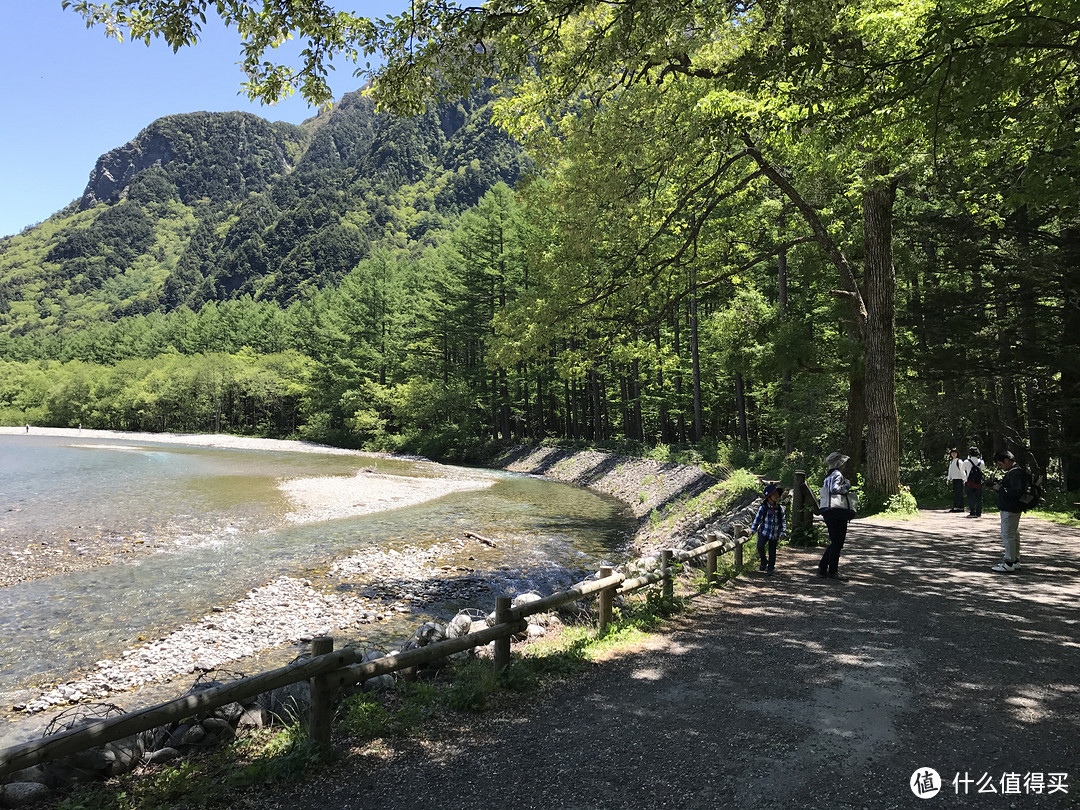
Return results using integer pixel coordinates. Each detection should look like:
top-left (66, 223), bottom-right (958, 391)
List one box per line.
top-left (1, 430), bottom-right (745, 587)
top-left (1, 431), bottom-right (754, 722)
top-left (0, 427), bottom-right (493, 588)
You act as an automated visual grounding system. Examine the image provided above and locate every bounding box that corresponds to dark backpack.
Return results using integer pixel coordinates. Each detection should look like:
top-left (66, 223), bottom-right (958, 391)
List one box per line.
top-left (1018, 471), bottom-right (1044, 511)
top-left (966, 461), bottom-right (983, 488)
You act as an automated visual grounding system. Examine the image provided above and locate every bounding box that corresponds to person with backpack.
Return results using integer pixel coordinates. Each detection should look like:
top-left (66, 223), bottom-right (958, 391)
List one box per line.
top-left (962, 447), bottom-right (985, 518)
top-left (990, 450), bottom-right (1028, 573)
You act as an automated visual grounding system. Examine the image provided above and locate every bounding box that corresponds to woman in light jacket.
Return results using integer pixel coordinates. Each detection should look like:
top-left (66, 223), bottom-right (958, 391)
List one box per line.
top-left (818, 451), bottom-right (854, 579)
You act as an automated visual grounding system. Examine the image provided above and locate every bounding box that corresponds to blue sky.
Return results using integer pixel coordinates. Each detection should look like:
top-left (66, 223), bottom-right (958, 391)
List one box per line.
top-left (0, 3), bottom-right (402, 238)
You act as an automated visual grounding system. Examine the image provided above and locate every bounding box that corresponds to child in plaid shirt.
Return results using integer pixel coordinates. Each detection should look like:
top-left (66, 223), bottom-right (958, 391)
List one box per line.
top-left (750, 484), bottom-right (786, 574)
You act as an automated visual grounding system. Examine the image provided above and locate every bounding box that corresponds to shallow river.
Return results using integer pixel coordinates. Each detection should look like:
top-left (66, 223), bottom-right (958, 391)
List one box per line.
top-left (0, 434), bottom-right (633, 725)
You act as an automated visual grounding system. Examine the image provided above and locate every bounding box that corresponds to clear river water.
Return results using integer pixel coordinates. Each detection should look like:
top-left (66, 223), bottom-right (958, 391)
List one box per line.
top-left (0, 433), bottom-right (633, 735)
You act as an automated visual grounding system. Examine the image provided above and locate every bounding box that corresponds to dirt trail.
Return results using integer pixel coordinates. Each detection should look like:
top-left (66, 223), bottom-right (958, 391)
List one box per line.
top-left (262, 508), bottom-right (1079, 809)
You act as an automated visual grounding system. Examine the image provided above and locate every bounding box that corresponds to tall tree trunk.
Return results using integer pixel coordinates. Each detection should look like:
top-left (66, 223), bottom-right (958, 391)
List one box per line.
top-left (619, 371), bottom-right (631, 440)
top-left (655, 327), bottom-right (672, 443)
top-left (490, 370), bottom-right (499, 442)
top-left (673, 309), bottom-right (686, 442)
top-left (519, 364), bottom-right (530, 440)
top-left (1014, 210), bottom-right (1050, 477)
top-left (631, 358), bottom-right (644, 442)
top-left (862, 180), bottom-right (900, 497)
top-left (745, 137), bottom-right (902, 496)
top-left (590, 368), bottom-right (604, 441)
top-left (843, 351), bottom-right (867, 481)
top-left (735, 372), bottom-right (749, 448)
top-left (690, 266), bottom-right (704, 442)
top-left (915, 237), bottom-right (933, 355)
top-left (499, 369), bottom-right (510, 441)
top-left (995, 289), bottom-right (1020, 455)
top-left (1061, 229), bottom-right (1080, 491)
top-left (536, 371), bottom-right (545, 440)
top-left (777, 213), bottom-right (793, 453)
top-left (566, 377), bottom-right (577, 440)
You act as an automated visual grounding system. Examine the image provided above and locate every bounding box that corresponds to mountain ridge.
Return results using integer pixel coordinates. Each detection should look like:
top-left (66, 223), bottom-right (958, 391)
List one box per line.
top-left (0, 86), bottom-right (528, 335)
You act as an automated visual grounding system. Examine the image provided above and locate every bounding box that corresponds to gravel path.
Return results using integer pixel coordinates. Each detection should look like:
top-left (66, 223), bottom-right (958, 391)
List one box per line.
top-left (256, 508), bottom-right (1079, 809)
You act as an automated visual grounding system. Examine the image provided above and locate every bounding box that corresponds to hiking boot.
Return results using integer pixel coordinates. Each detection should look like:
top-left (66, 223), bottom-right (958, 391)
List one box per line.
top-left (759, 562), bottom-right (768, 572)
top-left (991, 562), bottom-right (1017, 573)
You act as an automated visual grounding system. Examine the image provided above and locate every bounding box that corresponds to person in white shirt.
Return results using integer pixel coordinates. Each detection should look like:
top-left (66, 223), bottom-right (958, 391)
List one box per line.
top-left (946, 448), bottom-right (966, 512)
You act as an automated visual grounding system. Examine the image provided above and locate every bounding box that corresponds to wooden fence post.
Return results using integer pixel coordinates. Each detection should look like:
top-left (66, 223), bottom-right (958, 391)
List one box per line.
top-left (733, 543), bottom-right (743, 572)
top-left (494, 596), bottom-right (512, 671)
top-left (706, 548), bottom-right (718, 586)
top-left (661, 550), bottom-right (673, 601)
top-left (308, 636), bottom-right (335, 750)
top-left (598, 566), bottom-right (613, 633)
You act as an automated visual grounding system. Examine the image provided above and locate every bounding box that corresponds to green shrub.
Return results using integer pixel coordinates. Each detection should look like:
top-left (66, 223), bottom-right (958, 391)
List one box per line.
top-left (882, 486), bottom-right (919, 517)
top-left (788, 523), bottom-right (825, 547)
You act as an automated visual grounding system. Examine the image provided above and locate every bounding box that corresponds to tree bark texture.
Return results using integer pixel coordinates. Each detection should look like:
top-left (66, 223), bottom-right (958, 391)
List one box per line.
top-left (862, 181), bottom-right (901, 497)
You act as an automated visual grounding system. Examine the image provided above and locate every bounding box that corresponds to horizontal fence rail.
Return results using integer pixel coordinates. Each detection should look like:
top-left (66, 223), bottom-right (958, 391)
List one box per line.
top-left (0, 528), bottom-right (750, 780)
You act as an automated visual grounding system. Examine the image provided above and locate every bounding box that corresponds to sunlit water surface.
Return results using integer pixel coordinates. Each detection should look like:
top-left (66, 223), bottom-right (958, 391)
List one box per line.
top-left (0, 435), bottom-right (633, 727)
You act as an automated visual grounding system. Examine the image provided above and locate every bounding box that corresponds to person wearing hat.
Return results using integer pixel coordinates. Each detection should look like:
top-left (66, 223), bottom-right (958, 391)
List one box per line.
top-left (818, 451), bottom-right (854, 579)
top-left (990, 450), bottom-right (1026, 572)
top-left (749, 483), bottom-right (787, 574)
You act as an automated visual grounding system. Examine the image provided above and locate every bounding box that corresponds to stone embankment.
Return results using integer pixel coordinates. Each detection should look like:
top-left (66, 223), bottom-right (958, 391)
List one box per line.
top-left (491, 445), bottom-right (760, 554)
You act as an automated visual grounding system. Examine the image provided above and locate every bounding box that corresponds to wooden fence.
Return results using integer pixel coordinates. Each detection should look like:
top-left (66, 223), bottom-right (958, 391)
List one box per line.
top-left (0, 528), bottom-right (756, 781)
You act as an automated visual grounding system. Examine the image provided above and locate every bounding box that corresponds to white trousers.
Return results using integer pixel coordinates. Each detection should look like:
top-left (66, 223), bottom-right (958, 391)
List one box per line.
top-left (999, 511), bottom-right (1021, 563)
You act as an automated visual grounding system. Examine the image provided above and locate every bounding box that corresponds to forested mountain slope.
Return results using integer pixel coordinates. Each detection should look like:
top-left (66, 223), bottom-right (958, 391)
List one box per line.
top-left (0, 87), bottom-right (528, 334)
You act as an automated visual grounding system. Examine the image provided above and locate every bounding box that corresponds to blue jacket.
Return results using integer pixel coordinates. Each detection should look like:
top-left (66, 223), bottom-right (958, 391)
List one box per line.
top-left (819, 469), bottom-right (851, 512)
top-left (751, 501), bottom-right (786, 540)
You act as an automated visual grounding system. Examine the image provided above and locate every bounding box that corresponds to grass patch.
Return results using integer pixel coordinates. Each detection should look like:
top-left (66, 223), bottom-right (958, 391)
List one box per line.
top-left (645, 468), bottom-right (760, 533)
top-left (56, 722), bottom-right (324, 810)
top-left (1029, 508), bottom-right (1080, 528)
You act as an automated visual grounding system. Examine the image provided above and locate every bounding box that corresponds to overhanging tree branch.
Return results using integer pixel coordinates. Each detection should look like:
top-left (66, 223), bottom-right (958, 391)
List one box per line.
top-left (741, 132), bottom-right (869, 338)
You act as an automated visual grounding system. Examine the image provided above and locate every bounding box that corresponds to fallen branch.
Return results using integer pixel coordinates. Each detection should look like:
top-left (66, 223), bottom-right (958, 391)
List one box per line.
top-left (464, 531), bottom-right (497, 547)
